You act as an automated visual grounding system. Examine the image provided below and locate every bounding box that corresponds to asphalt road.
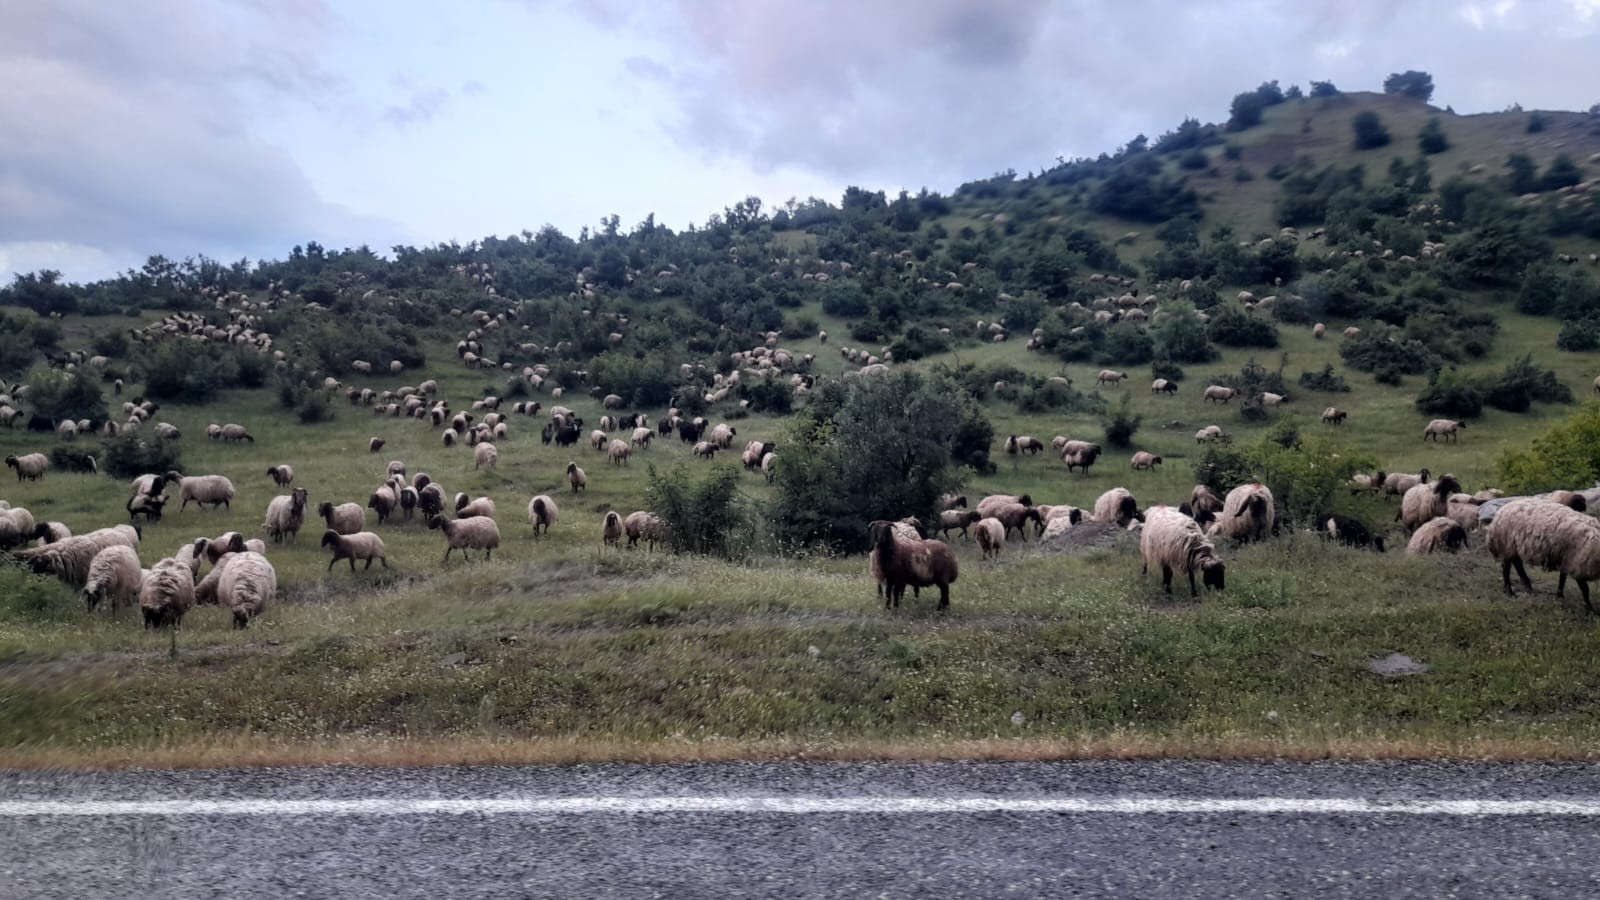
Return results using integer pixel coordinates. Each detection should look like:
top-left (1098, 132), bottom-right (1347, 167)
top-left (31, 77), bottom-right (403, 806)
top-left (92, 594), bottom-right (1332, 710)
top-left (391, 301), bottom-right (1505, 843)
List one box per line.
top-left (4, 760), bottom-right (1600, 898)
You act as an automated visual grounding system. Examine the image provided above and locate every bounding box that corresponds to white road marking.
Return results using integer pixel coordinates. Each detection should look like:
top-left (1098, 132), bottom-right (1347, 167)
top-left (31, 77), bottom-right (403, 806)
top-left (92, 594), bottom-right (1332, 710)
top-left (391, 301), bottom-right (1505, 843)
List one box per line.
top-left (3, 797), bottom-right (1600, 817)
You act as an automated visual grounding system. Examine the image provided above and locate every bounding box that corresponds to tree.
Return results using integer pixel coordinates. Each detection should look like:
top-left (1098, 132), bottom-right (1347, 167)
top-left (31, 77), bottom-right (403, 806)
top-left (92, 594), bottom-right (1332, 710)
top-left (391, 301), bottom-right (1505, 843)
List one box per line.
top-left (26, 368), bottom-right (107, 427)
top-left (1541, 155), bottom-right (1583, 192)
top-left (1309, 81), bottom-right (1340, 98)
top-left (1498, 402), bottom-right (1600, 493)
top-left (1351, 111), bottom-right (1391, 150)
top-left (1383, 70), bottom-right (1435, 103)
top-left (1417, 117), bottom-right (1450, 154)
top-left (1505, 153), bottom-right (1539, 194)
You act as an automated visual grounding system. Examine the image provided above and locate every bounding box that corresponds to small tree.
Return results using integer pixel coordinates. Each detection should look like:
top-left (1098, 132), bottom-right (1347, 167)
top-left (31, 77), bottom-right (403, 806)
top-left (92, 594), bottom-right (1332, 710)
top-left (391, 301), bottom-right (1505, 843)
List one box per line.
top-left (1383, 70), bottom-right (1435, 103)
top-left (26, 368), bottom-right (107, 427)
top-left (1099, 394), bottom-right (1143, 449)
top-left (1417, 117), bottom-right (1450, 154)
top-left (1352, 111), bottom-right (1391, 150)
top-left (1309, 81), bottom-right (1341, 98)
top-left (644, 464), bottom-right (751, 558)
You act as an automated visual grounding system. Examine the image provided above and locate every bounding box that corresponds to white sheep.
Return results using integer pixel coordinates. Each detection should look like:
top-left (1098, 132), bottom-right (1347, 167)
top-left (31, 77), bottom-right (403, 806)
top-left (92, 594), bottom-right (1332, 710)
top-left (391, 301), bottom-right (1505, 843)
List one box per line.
top-left (1130, 451), bottom-right (1162, 471)
top-left (0, 505), bottom-right (36, 551)
top-left (18, 525), bottom-right (141, 589)
top-left (602, 510), bottom-right (624, 547)
top-left (606, 439), bottom-right (631, 466)
top-left (263, 487), bottom-right (310, 543)
top-left (322, 530), bottom-right (388, 572)
top-left (976, 493), bottom-right (1033, 519)
top-left (179, 475), bottom-right (235, 511)
top-left (139, 557), bottom-right (196, 630)
top-left (267, 464), bottom-right (295, 486)
top-left (1399, 474), bottom-right (1462, 531)
top-left (1321, 407), bottom-right (1348, 425)
top-left (1093, 487), bottom-right (1140, 527)
top-left (474, 442), bottom-right (499, 470)
top-left (527, 495), bottom-right (558, 535)
top-left (1210, 483), bottom-right (1275, 543)
top-left (1423, 419), bottom-right (1465, 443)
top-left (1312, 322), bottom-right (1326, 339)
top-left (214, 551), bottom-right (275, 628)
top-left (974, 518), bottom-right (1006, 559)
top-left (631, 427), bottom-right (653, 448)
top-left (1487, 499), bottom-right (1600, 610)
top-left (567, 462), bottom-right (587, 492)
top-left (454, 494), bottom-right (495, 519)
top-left (624, 511), bottom-right (666, 550)
top-left (31, 520), bottom-right (70, 546)
top-left (1095, 369), bottom-right (1127, 386)
top-left (1140, 506), bottom-right (1226, 597)
top-left (1202, 385), bottom-right (1237, 404)
top-left (1383, 469), bottom-right (1430, 499)
top-left (430, 514), bottom-right (501, 563)
top-left (1194, 425), bottom-right (1226, 444)
top-left (5, 453), bottom-right (48, 481)
top-left (83, 545), bottom-right (144, 612)
top-left (1406, 517), bottom-right (1470, 556)
top-left (218, 423), bottom-right (253, 442)
top-left (318, 501), bottom-right (365, 535)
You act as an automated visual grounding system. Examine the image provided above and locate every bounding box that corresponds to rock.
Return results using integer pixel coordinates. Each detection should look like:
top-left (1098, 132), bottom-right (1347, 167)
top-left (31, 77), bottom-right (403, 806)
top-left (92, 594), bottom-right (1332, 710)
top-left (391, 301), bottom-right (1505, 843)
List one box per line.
top-left (438, 652), bottom-right (467, 669)
top-left (1010, 711), bottom-right (1026, 727)
top-left (1368, 653), bottom-right (1429, 678)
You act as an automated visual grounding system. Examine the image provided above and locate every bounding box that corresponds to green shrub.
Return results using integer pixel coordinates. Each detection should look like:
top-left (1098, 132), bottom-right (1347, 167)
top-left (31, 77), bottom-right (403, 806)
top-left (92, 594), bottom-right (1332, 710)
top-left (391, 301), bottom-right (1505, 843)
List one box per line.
top-left (1558, 318), bottom-right (1600, 352)
top-left (1099, 325), bottom-right (1154, 365)
top-left (1340, 331), bottom-right (1439, 374)
top-left (1151, 359), bottom-right (1185, 383)
top-left (1418, 118), bottom-right (1450, 154)
top-left (1414, 369), bottom-right (1484, 419)
top-left (1352, 111), bottom-right (1391, 150)
top-left (48, 446), bottom-right (100, 473)
top-left (1207, 305), bottom-right (1280, 348)
top-left (737, 378), bottom-right (794, 415)
top-left (1195, 435), bottom-right (1375, 528)
top-left (1498, 401), bottom-right (1600, 492)
top-left (1483, 354), bottom-right (1574, 413)
top-left (25, 368), bottom-right (107, 426)
top-left (644, 464), bottom-right (752, 558)
top-left (296, 390), bottom-right (334, 424)
top-left (1099, 395), bottom-right (1143, 449)
top-left (99, 433), bottom-right (182, 480)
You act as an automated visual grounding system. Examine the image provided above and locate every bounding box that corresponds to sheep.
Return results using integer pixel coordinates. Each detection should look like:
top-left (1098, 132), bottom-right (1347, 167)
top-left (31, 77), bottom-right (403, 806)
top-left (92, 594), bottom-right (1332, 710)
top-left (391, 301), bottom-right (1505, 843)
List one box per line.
top-left (608, 439), bottom-right (631, 466)
top-left (179, 475), bottom-right (235, 511)
top-left (1423, 419), bottom-right (1465, 443)
top-left (976, 493), bottom-right (1032, 518)
top-left (692, 441), bottom-right (718, 459)
top-left (442, 430), bottom-right (457, 447)
top-left (762, 452), bottom-right (777, 482)
top-left (18, 525), bottom-right (141, 589)
top-left (318, 501), bottom-right (365, 535)
top-left (454, 494), bottom-right (496, 519)
top-left (1202, 385), bottom-right (1237, 404)
top-left (974, 518), bottom-right (1006, 559)
top-left (1130, 451), bottom-right (1162, 471)
top-left (1313, 322), bottom-right (1326, 339)
top-left (56, 419), bottom-right (78, 440)
top-left (1093, 487), bottom-right (1140, 527)
top-left (1140, 506), bottom-right (1226, 597)
top-left (369, 437), bottom-right (385, 453)
top-left (368, 485), bottom-right (398, 524)
top-left (709, 423), bottom-right (737, 448)
top-left (31, 521), bottom-right (70, 546)
top-left (0, 505), bottom-right (36, 551)
top-left (125, 492), bottom-right (168, 523)
top-left (1194, 425), bottom-right (1226, 444)
top-left (597, 510), bottom-right (625, 547)
top-left (267, 464), bottom-right (295, 486)
top-left (213, 551), bottom-right (276, 628)
top-left (1399, 474), bottom-right (1462, 531)
top-left (322, 530), bottom-right (388, 572)
top-left (1407, 517), bottom-right (1470, 557)
top-left (139, 557), bottom-right (196, 631)
top-left (153, 422), bottom-right (181, 440)
top-left (5, 453), bottom-right (48, 481)
top-left (1325, 514), bottom-right (1385, 552)
top-left (990, 503), bottom-right (1042, 541)
top-left (1321, 407), bottom-right (1348, 425)
top-left (623, 511), bottom-right (667, 549)
top-left (1446, 493), bottom-right (1484, 531)
top-left (1149, 378), bottom-right (1178, 395)
top-left (527, 495), bottom-right (558, 535)
top-left (556, 461), bottom-right (584, 494)
top-left (387, 460), bottom-right (407, 478)
top-left (202, 532), bottom-right (248, 566)
top-left (1383, 469), bottom-right (1431, 500)
top-left (1013, 435), bottom-right (1045, 455)
top-left (418, 484), bottom-right (446, 519)
top-left (1344, 326), bottom-right (1361, 338)
top-left (589, 429), bottom-right (608, 450)
top-left (263, 487), bottom-right (310, 543)
top-left (1189, 485), bottom-right (1224, 521)
top-left (83, 545), bottom-right (144, 612)
top-left (474, 442), bottom-right (499, 470)
top-left (1488, 499), bottom-right (1600, 608)
top-left (632, 427), bottom-right (653, 448)
top-left (938, 509), bottom-right (982, 539)
top-left (1095, 369), bottom-right (1127, 386)
top-left (939, 494), bottom-right (969, 511)
top-left (429, 514), bottom-right (500, 562)
top-left (1256, 391), bottom-right (1287, 407)
top-left (219, 423), bottom-right (254, 442)
top-left (1063, 441), bottom-right (1102, 475)
top-left (867, 519), bottom-right (957, 610)
top-left (1210, 483), bottom-right (1275, 543)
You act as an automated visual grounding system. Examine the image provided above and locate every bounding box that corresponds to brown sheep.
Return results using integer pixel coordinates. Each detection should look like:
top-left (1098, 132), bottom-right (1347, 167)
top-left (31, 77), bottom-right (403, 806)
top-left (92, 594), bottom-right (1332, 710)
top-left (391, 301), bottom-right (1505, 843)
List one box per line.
top-left (868, 520), bottom-right (957, 610)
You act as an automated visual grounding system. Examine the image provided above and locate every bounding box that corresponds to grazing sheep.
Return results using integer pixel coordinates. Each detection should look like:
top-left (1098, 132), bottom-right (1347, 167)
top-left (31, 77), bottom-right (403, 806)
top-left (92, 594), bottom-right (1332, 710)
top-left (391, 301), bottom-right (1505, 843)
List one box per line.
top-left (1325, 515), bottom-right (1385, 552)
top-left (1383, 469), bottom-right (1431, 500)
top-left (692, 440), bottom-right (718, 459)
top-left (1407, 517), bottom-right (1470, 556)
top-left (1321, 407), bottom-right (1348, 425)
top-left (1130, 451), bottom-right (1162, 471)
top-left (1140, 506), bottom-right (1226, 597)
top-left (267, 464), bottom-right (295, 486)
top-left (1256, 392), bottom-right (1287, 407)
top-left (709, 423), bottom-right (738, 448)
top-left (567, 462), bottom-right (587, 493)
top-left (5, 452), bottom-right (48, 481)
top-left (1344, 326), bottom-right (1361, 338)
top-left (368, 485), bottom-right (398, 524)
top-left (590, 429), bottom-right (607, 450)
top-left (938, 509), bottom-right (982, 538)
top-left (429, 514), bottom-right (501, 562)
top-left (1313, 322), bottom-right (1326, 339)
top-left (1194, 425), bottom-right (1226, 444)
top-left (31, 521), bottom-right (70, 546)
top-left (213, 551), bottom-right (276, 628)
top-left (322, 530), bottom-right (388, 572)
top-left (974, 518), bottom-right (1006, 559)
top-left (18, 525), bottom-right (141, 589)
top-left (1347, 471), bottom-right (1387, 496)
top-left (988, 502), bottom-right (1042, 540)
top-left (1189, 485), bottom-right (1224, 520)
top-left (202, 532), bottom-right (247, 566)
top-left (527, 495), bottom-right (558, 535)
top-left (0, 505), bottom-right (36, 551)
top-left (1063, 441), bottom-right (1102, 475)
top-left (1399, 474), bottom-right (1462, 531)
top-left (1151, 378), bottom-right (1178, 395)
top-left (139, 557), bottom-right (196, 630)
top-left (632, 427), bottom-right (653, 448)
top-left (454, 494), bottom-right (495, 520)
top-left (1446, 493), bottom-right (1484, 532)
top-left (1096, 369), bottom-right (1127, 386)
top-left (976, 494), bottom-right (1033, 518)
top-left (602, 510), bottom-right (624, 547)
top-left (83, 545), bottom-right (144, 612)
top-left (868, 519), bottom-right (958, 610)
top-left (1093, 487), bottom-right (1141, 527)
top-left (1423, 419), bottom-right (1465, 443)
top-left (219, 423), bottom-right (254, 442)
top-left (263, 487), bottom-right (310, 543)
top-left (1202, 385), bottom-right (1237, 404)
top-left (474, 442), bottom-right (498, 470)
top-left (624, 511), bottom-right (667, 549)
top-left (318, 501), bottom-right (365, 535)
top-left (442, 430), bottom-right (457, 447)
top-left (761, 452), bottom-right (777, 482)
top-left (56, 419), bottom-right (78, 440)
top-left (179, 475), bottom-right (235, 511)
top-left (369, 437), bottom-right (385, 453)
top-left (126, 492), bottom-right (169, 523)
top-left (1489, 500), bottom-right (1600, 608)
top-left (938, 494), bottom-right (969, 511)
top-left (1210, 483), bottom-right (1275, 543)
top-left (608, 439), bottom-right (631, 466)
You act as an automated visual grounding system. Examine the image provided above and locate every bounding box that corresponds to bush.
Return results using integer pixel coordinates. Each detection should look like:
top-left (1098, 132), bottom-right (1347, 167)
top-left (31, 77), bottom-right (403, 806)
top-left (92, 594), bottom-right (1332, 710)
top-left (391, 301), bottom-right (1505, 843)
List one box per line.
top-left (1558, 318), bottom-right (1600, 352)
top-left (1352, 111), bottom-right (1392, 150)
top-left (1151, 302), bottom-right (1217, 363)
top-left (1099, 394), bottom-right (1142, 449)
top-left (99, 433), bottom-right (183, 480)
top-left (1151, 359), bottom-right (1185, 383)
top-left (296, 390), bottom-right (334, 424)
top-left (1099, 325), bottom-right (1155, 365)
top-left (1340, 330), bottom-right (1439, 374)
top-left (1207, 305), bottom-right (1280, 348)
top-left (1383, 70), bottom-right (1434, 103)
top-left (887, 324), bottom-right (950, 362)
top-left (644, 464), bottom-right (752, 558)
top-left (736, 378), bottom-right (794, 415)
top-left (48, 446), bottom-right (101, 473)
top-left (1418, 118), bottom-right (1450, 154)
top-left (1195, 435), bottom-right (1375, 527)
top-left (1297, 363), bottom-right (1350, 393)
top-left (140, 343), bottom-right (236, 404)
top-left (1483, 354), bottom-right (1574, 413)
top-left (1498, 401), bottom-right (1600, 492)
top-left (25, 368), bottom-right (108, 427)
top-left (1414, 369), bottom-right (1484, 419)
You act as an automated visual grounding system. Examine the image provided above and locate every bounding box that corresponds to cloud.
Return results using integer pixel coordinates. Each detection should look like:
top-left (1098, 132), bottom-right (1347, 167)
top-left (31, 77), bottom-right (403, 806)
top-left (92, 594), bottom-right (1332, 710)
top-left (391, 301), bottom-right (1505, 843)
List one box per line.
top-left (385, 88), bottom-right (452, 127)
top-left (0, 0), bottom-right (391, 281)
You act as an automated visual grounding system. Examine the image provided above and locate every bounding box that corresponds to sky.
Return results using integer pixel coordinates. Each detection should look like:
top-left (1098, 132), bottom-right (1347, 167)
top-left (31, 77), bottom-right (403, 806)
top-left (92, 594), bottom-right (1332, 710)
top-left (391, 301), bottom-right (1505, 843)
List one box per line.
top-left (4, 0), bottom-right (1600, 284)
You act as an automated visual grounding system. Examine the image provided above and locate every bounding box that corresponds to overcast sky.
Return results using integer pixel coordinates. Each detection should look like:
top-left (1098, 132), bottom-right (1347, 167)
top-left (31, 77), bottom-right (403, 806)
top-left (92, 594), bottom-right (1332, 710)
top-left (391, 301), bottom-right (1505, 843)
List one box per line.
top-left (4, 0), bottom-right (1600, 283)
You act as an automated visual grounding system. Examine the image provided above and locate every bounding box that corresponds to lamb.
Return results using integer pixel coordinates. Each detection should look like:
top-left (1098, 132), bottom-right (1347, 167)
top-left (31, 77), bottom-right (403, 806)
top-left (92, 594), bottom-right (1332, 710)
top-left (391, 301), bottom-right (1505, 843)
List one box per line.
top-left (213, 551), bottom-right (276, 628)
top-left (1095, 369), bottom-right (1127, 386)
top-left (1140, 506), bottom-right (1226, 597)
top-left (938, 509), bottom-right (982, 538)
top-left (1321, 407), bottom-right (1348, 425)
top-left (1406, 517), bottom-right (1470, 556)
top-left (1398, 473), bottom-right (1462, 531)
top-left (454, 494), bottom-right (496, 519)
top-left (567, 462), bottom-right (587, 492)
top-left (1210, 483), bottom-right (1275, 543)
top-left (692, 441), bottom-right (718, 459)
top-left (473, 442), bottom-right (498, 470)
top-left (83, 545), bottom-right (144, 612)
top-left (5, 453), bottom-right (48, 481)
top-left (868, 519), bottom-right (957, 610)
top-left (18, 524), bottom-right (141, 589)
top-left (139, 557), bottom-right (196, 630)
top-left (608, 439), bottom-right (631, 466)
top-left (1093, 488), bottom-right (1141, 527)
top-left (602, 511), bottom-right (624, 547)
top-left (527, 495), bottom-right (558, 535)
top-left (624, 511), bottom-right (667, 549)
top-left (429, 514), bottom-right (501, 562)
top-left (322, 530), bottom-right (388, 572)
top-left (267, 464), bottom-right (295, 486)
top-left (1487, 499), bottom-right (1600, 610)
top-left (368, 485), bottom-right (398, 524)
top-left (318, 501), bottom-right (365, 535)
top-left (263, 487), bottom-right (310, 543)
top-left (179, 475), bottom-right (235, 510)
top-left (988, 502), bottom-right (1042, 540)
top-left (1202, 385), bottom-right (1237, 404)
top-left (1324, 514), bottom-right (1385, 552)
top-left (0, 505), bottom-right (36, 551)
top-left (1383, 469), bottom-right (1430, 500)
top-left (974, 518), bottom-right (1006, 559)
top-left (1130, 451), bottom-right (1162, 471)
top-left (219, 423), bottom-right (254, 443)
top-left (1423, 419), bottom-right (1465, 443)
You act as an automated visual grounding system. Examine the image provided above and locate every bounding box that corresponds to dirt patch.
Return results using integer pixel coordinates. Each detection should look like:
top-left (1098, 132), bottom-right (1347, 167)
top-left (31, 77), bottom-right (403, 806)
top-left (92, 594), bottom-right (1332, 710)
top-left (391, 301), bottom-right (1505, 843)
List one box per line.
top-left (1036, 521), bottom-right (1134, 555)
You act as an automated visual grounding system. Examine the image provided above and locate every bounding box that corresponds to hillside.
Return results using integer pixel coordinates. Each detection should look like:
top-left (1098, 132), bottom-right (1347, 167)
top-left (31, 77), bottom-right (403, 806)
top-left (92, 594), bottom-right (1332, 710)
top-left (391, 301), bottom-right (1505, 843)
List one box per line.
top-left (6, 83), bottom-right (1600, 766)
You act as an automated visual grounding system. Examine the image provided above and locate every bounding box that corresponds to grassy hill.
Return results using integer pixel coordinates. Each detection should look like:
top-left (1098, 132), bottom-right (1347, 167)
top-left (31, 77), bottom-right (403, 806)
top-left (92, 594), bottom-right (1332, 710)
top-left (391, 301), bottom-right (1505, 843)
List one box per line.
top-left (6, 85), bottom-right (1600, 767)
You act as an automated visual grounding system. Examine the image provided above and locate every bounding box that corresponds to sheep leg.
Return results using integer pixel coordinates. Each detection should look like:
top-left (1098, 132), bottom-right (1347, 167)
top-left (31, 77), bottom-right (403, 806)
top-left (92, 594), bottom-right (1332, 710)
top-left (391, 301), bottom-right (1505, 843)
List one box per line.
top-left (1160, 564), bottom-right (1174, 594)
top-left (442, 547), bottom-right (454, 564)
top-left (1185, 568), bottom-right (1200, 598)
top-left (327, 557), bottom-right (338, 572)
top-left (1512, 558), bottom-right (1534, 594)
top-left (937, 583), bottom-right (949, 610)
top-left (1580, 579), bottom-right (1597, 614)
top-left (350, 557), bottom-right (358, 572)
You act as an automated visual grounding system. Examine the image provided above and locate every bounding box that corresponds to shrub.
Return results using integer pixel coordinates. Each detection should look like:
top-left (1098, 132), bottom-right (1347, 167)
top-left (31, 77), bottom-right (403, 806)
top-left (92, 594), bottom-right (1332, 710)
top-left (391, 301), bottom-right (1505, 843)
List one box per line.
top-left (736, 378), bottom-right (793, 415)
top-left (1498, 401), bottom-right (1600, 493)
top-left (1298, 363), bottom-right (1350, 393)
top-left (1099, 394), bottom-right (1143, 449)
top-left (296, 390), bottom-right (334, 424)
top-left (1196, 435), bottom-right (1376, 528)
top-left (1418, 118), bottom-right (1450, 154)
top-left (1099, 324), bottom-right (1155, 365)
top-left (1151, 302), bottom-right (1217, 363)
top-left (140, 343), bottom-right (236, 404)
top-left (99, 433), bottom-right (183, 480)
top-left (1352, 111), bottom-right (1392, 150)
top-left (1558, 318), bottom-right (1600, 352)
top-left (1207, 305), bottom-right (1280, 348)
top-left (48, 446), bottom-right (100, 473)
top-left (1414, 369), bottom-right (1484, 419)
top-left (25, 368), bottom-right (107, 427)
top-left (1483, 354), bottom-right (1574, 413)
top-left (644, 464), bottom-right (752, 558)
top-left (1383, 70), bottom-right (1434, 103)
top-left (1340, 331), bottom-right (1439, 374)
top-left (887, 324), bottom-right (949, 362)
top-left (1151, 359), bottom-right (1185, 383)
